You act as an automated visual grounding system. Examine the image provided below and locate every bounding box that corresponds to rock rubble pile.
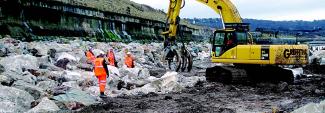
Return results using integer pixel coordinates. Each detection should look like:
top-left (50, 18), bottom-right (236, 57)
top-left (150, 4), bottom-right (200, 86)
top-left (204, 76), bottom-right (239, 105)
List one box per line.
top-left (0, 37), bottom-right (209, 111)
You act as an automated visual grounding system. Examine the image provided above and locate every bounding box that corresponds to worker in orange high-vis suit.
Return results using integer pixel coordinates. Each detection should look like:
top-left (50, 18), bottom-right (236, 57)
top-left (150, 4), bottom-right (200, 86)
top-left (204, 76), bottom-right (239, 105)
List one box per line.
top-left (93, 53), bottom-right (109, 98)
top-left (85, 47), bottom-right (96, 64)
top-left (124, 52), bottom-right (135, 68)
top-left (107, 48), bottom-right (117, 67)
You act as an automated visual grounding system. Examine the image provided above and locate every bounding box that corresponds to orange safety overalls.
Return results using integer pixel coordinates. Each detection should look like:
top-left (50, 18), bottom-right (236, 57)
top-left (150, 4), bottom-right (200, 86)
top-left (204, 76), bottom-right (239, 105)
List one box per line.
top-left (124, 55), bottom-right (134, 68)
top-left (107, 51), bottom-right (116, 67)
top-left (86, 51), bottom-right (96, 64)
top-left (94, 58), bottom-right (107, 93)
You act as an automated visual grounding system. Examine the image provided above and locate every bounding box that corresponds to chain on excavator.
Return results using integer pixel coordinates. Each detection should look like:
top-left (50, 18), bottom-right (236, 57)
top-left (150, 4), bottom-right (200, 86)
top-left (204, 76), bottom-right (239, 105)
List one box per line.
top-left (162, 0), bottom-right (192, 72)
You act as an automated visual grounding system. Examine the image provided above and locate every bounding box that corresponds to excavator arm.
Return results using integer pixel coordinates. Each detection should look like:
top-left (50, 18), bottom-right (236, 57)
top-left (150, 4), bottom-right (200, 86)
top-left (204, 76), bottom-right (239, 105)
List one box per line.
top-left (163, 0), bottom-right (242, 38)
top-left (162, 0), bottom-right (244, 72)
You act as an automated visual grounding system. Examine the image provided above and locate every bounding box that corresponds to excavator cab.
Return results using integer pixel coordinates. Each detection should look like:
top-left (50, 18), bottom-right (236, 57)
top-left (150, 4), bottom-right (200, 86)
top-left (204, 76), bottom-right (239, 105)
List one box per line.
top-left (211, 23), bottom-right (251, 57)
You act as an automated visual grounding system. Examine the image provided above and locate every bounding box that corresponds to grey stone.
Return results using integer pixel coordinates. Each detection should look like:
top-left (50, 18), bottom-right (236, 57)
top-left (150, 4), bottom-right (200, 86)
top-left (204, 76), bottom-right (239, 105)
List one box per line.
top-left (21, 71), bottom-right (38, 85)
top-left (178, 75), bottom-right (206, 88)
top-left (61, 71), bottom-right (82, 81)
top-left (0, 74), bottom-right (12, 86)
top-left (57, 52), bottom-right (77, 62)
top-left (13, 80), bottom-right (45, 100)
top-left (77, 63), bottom-right (93, 71)
top-left (52, 89), bottom-right (97, 106)
top-left (55, 58), bottom-right (70, 69)
top-left (278, 82), bottom-right (289, 92)
top-left (0, 64), bottom-right (5, 73)
top-left (0, 86), bottom-right (34, 113)
top-left (0, 54), bottom-right (39, 73)
top-left (125, 72), bottom-right (183, 95)
top-left (48, 49), bottom-right (57, 59)
top-left (293, 100), bottom-right (325, 113)
top-left (52, 85), bottom-right (71, 96)
top-left (62, 81), bottom-right (81, 90)
top-left (36, 80), bottom-right (58, 91)
top-left (0, 43), bottom-right (9, 57)
top-left (26, 97), bottom-right (60, 113)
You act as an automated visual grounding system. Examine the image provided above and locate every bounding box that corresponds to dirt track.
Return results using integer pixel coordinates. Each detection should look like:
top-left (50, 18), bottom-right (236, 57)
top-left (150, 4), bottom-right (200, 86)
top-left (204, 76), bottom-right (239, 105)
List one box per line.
top-left (77, 69), bottom-right (325, 113)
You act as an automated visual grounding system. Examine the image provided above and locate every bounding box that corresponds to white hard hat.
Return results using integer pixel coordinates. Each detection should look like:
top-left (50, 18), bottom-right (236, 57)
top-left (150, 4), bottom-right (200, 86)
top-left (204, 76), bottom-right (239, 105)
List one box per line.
top-left (127, 52), bottom-right (131, 55)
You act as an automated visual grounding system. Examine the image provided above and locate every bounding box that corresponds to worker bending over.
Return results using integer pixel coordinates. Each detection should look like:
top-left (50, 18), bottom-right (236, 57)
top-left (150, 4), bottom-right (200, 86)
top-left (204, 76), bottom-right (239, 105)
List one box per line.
top-left (93, 52), bottom-right (109, 98)
top-left (107, 48), bottom-right (117, 67)
top-left (85, 47), bottom-right (96, 64)
top-left (124, 52), bottom-right (135, 68)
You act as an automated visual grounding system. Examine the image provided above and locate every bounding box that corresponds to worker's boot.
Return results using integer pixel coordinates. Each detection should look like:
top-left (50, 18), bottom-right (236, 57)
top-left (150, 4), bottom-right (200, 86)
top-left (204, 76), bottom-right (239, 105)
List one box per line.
top-left (100, 92), bottom-right (107, 98)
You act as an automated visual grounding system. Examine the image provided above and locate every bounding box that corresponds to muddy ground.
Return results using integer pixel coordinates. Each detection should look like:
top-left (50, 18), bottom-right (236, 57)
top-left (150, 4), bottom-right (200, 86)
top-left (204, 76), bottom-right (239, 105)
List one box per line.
top-left (77, 66), bottom-right (325, 113)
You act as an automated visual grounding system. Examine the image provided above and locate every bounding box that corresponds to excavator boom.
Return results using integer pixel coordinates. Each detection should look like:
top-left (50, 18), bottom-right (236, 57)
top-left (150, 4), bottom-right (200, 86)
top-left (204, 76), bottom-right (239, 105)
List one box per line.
top-left (164, 0), bottom-right (242, 38)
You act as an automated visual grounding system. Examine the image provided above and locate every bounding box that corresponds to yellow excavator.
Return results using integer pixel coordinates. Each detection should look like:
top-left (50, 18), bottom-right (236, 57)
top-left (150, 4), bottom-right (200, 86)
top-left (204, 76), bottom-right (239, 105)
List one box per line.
top-left (162, 0), bottom-right (309, 83)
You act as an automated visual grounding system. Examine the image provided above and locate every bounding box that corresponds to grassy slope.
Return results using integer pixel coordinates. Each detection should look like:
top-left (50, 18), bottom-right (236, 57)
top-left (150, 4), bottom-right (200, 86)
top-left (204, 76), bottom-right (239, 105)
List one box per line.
top-left (52, 0), bottom-right (202, 29)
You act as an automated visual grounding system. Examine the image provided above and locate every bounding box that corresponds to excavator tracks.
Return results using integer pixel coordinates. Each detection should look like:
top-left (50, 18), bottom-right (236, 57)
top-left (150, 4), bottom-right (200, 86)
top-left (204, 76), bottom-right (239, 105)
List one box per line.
top-left (206, 65), bottom-right (294, 84)
top-left (206, 66), bottom-right (248, 84)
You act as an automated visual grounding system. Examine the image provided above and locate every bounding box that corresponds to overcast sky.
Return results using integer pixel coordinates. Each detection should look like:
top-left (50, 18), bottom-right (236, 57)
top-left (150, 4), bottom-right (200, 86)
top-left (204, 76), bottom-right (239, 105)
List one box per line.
top-left (130, 0), bottom-right (325, 21)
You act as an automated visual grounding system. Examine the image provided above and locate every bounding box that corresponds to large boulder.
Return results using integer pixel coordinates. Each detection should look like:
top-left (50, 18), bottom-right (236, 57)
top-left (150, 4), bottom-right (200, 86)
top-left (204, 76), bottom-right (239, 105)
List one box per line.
top-left (92, 49), bottom-right (104, 57)
top-left (197, 51), bottom-right (210, 61)
top-left (77, 71), bottom-right (97, 88)
top-left (55, 58), bottom-right (70, 69)
top-left (51, 85), bottom-right (71, 96)
top-left (77, 63), bottom-right (93, 71)
top-left (52, 89), bottom-right (97, 106)
top-left (0, 64), bottom-right (4, 73)
top-left (61, 71), bottom-right (82, 81)
top-left (83, 86), bottom-right (100, 97)
top-left (13, 80), bottom-right (45, 100)
top-left (178, 75), bottom-right (206, 88)
top-left (293, 100), bottom-right (325, 113)
top-left (0, 74), bottom-right (12, 86)
top-left (55, 52), bottom-right (78, 70)
top-left (125, 72), bottom-right (183, 95)
top-left (60, 70), bottom-right (97, 87)
top-left (27, 42), bottom-right (50, 57)
top-left (0, 37), bottom-right (21, 55)
top-left (310, 50), bottom-right (325, 65)
top-left (1, 71), bottom-right (37, 86)
top-left (26, 97), bottom-right (60, 113)
top-left (20, 71), bottom-right (38, 85)
top-left (119, 67), bottom-right (150, 78)
top-left (0, 54), bottom-right (39, 73)
top-left (62, 81), bottom-right (81, 90)
top-left (57, 52), bottom-right (77, 62)
top-left (119, 67), bottom-right (152, 87)
top-left (0, 43), bottom-right (9, 57)
top-left (0, 86), bottom-right (34, 113)
top-left (36, 80), bottom-right (58, 91)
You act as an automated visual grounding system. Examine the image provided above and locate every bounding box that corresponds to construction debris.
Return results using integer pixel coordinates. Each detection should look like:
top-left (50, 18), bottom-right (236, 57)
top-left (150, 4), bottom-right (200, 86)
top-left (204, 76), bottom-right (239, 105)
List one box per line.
top-left (0, 37), bottom-right (324, 112)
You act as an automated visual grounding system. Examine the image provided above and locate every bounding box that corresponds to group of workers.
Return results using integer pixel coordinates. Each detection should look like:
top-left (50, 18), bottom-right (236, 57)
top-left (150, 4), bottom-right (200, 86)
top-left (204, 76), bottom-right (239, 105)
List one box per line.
top-left (85, 47), bottom-right (135, 98)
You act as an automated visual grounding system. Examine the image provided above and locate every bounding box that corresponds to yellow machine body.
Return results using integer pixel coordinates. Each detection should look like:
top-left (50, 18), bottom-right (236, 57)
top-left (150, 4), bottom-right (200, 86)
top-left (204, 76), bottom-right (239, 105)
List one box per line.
top-left (211, 44), bottom-right (309, 65)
